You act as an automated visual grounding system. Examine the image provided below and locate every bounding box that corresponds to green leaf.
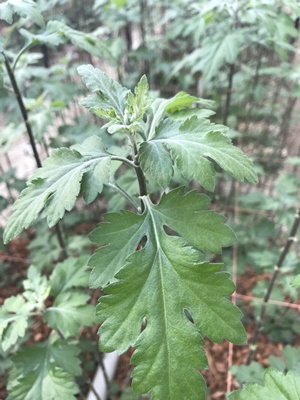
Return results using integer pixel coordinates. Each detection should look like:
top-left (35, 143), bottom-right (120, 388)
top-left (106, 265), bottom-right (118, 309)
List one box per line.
top-left (23, 266), bottom-right (51, 307)
top-left (0, 0), bottom-right (44, 27)
top-left (4, 136), bottom-right (111, 243)
top-left (78, 64), bottom-right (129, 121)
top-left (89, 188), bottom-right (235, 289)
top-left (290, 274), bottom-right (300, 288)
top-left (0, 295), bottom-right (33, 351)
top-left (89, 211), bottom-right (146, 288)
top-left (49, 256), bottom-right (89, 296)
top-left (164, 92), bottom-right (200, 112)
top-left (126, 75), bottom-right (151, 125)
top-left (44, 292), bottom-right (94, 337)
top-left (8, 341), bottom-right (79, 400)
top-left (93, 189), bottom-right (246, 399)
top-left (171, 108), bottom-right (215, 120)
top-left (269, 345), bottom-right (300, 374)
top-left (228, 368), bottom-right (300, 399)
top-left (138, 139), bottom-right (173, 187)
top-left (50, 341), bottom-right (81, 376)
top-left (0, 123), bottom-right (24, 154)
top-left (193, 31), bottom-right (244, 81)
top-left (20, 21), bottom-right (114, 60)
top-left (139, 117), bottom-right (258, 190)
top-left (154, 187), bottom-right (236, 253)
top-left (231, 362), bottom-right (265, 385)
top-left (145, 92), bottom-right (202, 141)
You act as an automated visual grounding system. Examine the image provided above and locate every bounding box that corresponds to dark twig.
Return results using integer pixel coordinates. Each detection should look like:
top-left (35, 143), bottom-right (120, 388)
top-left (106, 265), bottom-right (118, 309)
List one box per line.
top-left (2, 50), bottom-right (68, 259)
top-left (2, 51), bottom-right (42, 169)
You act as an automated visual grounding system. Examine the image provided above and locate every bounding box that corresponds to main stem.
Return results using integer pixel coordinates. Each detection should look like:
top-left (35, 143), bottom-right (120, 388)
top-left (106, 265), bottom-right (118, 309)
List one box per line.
top-left (245, 209), bottom-right (300, 365)
top-left (130, 135), bottom-right (147, 213)
top-left (3, 51), bottom-right (68, 260)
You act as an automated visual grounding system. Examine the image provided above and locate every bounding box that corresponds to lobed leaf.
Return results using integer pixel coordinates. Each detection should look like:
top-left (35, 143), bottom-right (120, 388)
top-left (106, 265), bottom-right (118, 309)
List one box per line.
top-left (3, 136), bottom-right (111, 243)
top-left (20, 21), bottom-right (114, 60)
top-left (0, 295), bottom-right (33, 352)
top-left (228, 368), bottom-right (300, 399)
top-left (0, 0), bottom-right (44, 27)
top-left (290, 274), bottom-right (300, 287)
top-left (8, 341), bottom-right (79, 400)
top-left (145, 92), bottom-right (203, 141)
top-left (126, 75), bottom-right (152, 125)
top-left (139, 117), bottom-right (258, 190)
top-left (89, 187), bottom-right (236, 289)
top-left (89, 211), bottom-right (146, 288)
top-left (49, 256), bottom-right (90, 296)
top-left (78, 64), bottom-right (129, 120)
top-left (44, 292), bottom-right (94, 337)
top-left (192, 31), bottom-right (245, 81)
top-left (93, 189), bottom-right (246, 399)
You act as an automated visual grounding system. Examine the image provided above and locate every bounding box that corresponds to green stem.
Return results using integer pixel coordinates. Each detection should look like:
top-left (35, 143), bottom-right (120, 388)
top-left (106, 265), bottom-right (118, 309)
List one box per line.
top-left (12, 41), bottom-right (37, 71)
top-left (110, 155), bottom-right (138, 169)
top-left (107, 182), bottom-right (139, 212)
top-left (130, 136), bottom-right (147, 213)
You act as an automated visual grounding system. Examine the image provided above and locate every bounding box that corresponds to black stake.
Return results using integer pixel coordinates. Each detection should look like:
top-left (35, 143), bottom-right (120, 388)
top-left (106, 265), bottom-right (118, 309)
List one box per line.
top-left (3, 51), bottom-right (68, 259)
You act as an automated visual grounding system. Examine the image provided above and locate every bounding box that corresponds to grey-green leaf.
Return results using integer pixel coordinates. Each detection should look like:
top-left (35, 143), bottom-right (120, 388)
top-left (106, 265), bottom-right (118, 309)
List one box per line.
top-left (4, 136), bottom-right (111, 243)
top-left (78, 64), bottom-right (129, 120)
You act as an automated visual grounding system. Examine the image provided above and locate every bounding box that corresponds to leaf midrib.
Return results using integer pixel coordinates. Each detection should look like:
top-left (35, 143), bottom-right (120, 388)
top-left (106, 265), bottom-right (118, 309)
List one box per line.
top-left (145, 199), bottom-right (173, 393)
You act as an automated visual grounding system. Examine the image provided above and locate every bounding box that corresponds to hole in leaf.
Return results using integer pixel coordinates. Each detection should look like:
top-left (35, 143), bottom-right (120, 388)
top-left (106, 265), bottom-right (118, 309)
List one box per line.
top-left (184, 308), bottom-right (194, 323)
top-left (141, 317), bottom-right (147, 332)
top-left (136, 235), bottom-right (147, 250)
top-left (163, 224), bottom-right (179, 237)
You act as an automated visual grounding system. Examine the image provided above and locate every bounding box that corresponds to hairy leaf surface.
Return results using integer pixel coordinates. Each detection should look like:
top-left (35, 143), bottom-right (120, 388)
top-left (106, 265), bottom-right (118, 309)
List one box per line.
top-left (4, 136), bottom-right (111, 243)
top-left (78, 64), bottom-right (129, 121)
